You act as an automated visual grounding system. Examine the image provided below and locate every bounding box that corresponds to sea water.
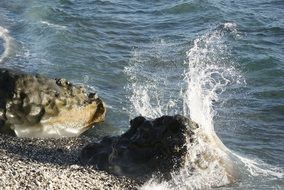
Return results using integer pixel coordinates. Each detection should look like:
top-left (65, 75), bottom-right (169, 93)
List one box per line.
top-left (0, 0), bottom-right (283, 189)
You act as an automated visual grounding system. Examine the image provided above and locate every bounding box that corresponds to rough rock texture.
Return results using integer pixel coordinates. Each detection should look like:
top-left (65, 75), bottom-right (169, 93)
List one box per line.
top-left (80, 115), bottom-right (198, 178)
top-left (0, 134), bottom-right (141, 190)
top-left (0, 68), bottom-right (106, 138)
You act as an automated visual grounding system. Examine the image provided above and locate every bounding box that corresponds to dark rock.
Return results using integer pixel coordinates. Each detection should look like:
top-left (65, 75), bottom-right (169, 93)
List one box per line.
top-left (80, 115), bottom-right (198, 178)
top-left (0, 68), bottom-right (106, 138)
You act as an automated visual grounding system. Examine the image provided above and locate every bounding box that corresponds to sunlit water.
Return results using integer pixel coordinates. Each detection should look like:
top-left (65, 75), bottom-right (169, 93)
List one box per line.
top-left (0, 0), bottom-right (283, 189)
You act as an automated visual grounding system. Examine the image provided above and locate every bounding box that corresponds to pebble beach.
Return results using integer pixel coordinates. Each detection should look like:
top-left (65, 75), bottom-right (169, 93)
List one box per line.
top-left (0, 134), bottom-right (141, 190)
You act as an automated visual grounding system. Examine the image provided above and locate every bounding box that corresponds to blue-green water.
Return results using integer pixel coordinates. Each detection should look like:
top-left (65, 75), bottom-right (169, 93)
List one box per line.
top-left (0, 0), bottom-right (283, 189)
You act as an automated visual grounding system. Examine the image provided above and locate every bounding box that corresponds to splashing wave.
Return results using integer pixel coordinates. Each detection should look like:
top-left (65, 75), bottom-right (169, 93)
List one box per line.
top-left (0, 26), bottom-right (15, 64)
top-left (124, 22), bottom-right (284, 189)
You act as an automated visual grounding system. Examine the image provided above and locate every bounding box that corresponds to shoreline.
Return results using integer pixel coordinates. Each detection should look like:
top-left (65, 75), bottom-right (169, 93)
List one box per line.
top-left (0, 134), bottom-right (142, 190)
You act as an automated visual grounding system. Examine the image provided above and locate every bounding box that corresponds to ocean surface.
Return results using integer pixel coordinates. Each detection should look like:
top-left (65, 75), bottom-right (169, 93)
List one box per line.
top-left (0, 0), bottom-right (283, 189)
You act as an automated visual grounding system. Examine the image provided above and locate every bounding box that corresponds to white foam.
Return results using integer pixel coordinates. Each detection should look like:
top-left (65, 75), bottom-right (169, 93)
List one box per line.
top-left (232, 151), bottom-right (284, 179)
top-left (0, 26), bottom-right (15, 64)
top-left (41, 21), bottom-right (67, 30)
top-left (124, 43), bottom-right (183, 119)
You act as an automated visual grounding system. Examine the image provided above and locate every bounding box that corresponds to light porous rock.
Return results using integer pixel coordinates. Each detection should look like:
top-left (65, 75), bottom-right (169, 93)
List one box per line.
top-left (0, 68), bottom-right (106, 138)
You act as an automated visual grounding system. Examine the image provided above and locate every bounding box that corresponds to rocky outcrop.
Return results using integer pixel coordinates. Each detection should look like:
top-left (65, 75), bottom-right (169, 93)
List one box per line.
top-left (0, 68), bottom-right (106, 138)
top-left (80, 115), bottom-right (198, 178)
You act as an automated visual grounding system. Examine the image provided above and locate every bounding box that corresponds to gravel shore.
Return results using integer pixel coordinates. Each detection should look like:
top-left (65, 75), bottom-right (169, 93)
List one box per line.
top-left (0, 134), bottom-right (142, 190)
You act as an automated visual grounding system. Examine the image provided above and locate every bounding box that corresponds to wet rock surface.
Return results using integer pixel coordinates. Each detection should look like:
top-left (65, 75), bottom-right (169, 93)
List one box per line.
top-left (80, 115), bottom-right (198, 179)
top-left (0, 68), bottom-right (106, 137)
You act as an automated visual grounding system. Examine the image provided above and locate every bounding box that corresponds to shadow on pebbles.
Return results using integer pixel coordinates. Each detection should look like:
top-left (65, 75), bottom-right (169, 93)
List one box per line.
top-left (0, 134), bottom-right (141, 190)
